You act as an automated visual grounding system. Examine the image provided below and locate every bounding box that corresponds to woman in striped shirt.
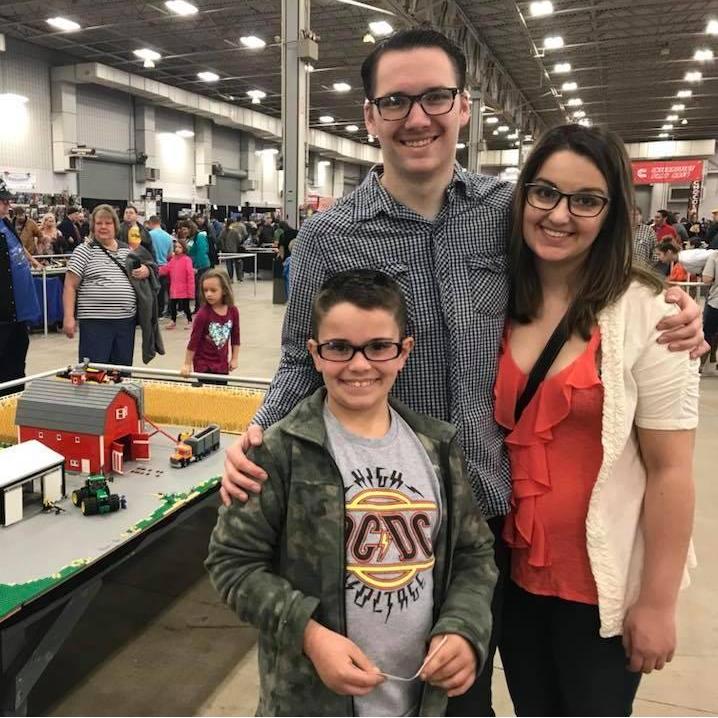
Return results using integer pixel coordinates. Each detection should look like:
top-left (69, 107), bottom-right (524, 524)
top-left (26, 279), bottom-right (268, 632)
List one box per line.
top-left (63, 204), bottom-right (149, 365)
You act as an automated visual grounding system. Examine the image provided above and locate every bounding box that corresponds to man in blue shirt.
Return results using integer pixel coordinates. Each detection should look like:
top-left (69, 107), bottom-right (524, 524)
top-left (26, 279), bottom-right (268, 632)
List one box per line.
top-left (0, 179), bottom-right (41, 396)
top-left (147, 215), bottom-right (173, 317)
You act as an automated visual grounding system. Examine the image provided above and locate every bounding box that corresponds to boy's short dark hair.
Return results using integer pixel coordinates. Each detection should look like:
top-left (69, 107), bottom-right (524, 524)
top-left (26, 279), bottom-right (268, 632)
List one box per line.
top-left (658, 240), bottom-right (678, 254)
top-left (311, 269), bottom-right (408, 339)
top-left (360, 28), bottom-right (467, 99)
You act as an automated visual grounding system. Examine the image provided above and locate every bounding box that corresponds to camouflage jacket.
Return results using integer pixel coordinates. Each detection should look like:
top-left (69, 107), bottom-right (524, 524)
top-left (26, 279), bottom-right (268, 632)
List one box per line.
top-left (206, 387), bottom-right (497, 716)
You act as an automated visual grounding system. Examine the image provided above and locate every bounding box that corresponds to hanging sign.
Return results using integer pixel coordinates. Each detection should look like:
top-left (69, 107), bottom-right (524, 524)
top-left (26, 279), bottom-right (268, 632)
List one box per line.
top-left (631, 160), bottom-right (703, 184)
top-left (687, 180), bottom-right (702, 217)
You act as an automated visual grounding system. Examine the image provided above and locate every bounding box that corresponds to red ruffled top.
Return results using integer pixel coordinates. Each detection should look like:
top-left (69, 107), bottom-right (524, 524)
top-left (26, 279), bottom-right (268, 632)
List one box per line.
top-left (495, 326), bottom-right (604, 605)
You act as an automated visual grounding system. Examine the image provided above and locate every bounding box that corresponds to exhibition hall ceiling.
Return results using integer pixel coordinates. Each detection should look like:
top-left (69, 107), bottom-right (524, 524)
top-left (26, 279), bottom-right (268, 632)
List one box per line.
top-left (1, 0), bottom-right (717, 150)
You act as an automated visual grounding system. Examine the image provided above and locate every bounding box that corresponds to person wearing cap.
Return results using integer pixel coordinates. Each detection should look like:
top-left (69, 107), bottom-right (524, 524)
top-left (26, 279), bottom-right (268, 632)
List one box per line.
top-left (57, 206), bottom-right (82, 254)
top-left (0, 179), bottom-right (41, 396)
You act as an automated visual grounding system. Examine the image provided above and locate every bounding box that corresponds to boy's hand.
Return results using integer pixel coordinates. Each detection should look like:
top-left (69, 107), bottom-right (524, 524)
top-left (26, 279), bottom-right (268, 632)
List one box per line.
top-left (303, 619), bottom-right (384, 696)
top-left (180, 363), bottom-right (191, 377)
top-left (229, 358), bottom-right (238, 371)
top-left (658, 287), bottom-right (708, 358)
top-left (420, 634), bottom-right (477, 698)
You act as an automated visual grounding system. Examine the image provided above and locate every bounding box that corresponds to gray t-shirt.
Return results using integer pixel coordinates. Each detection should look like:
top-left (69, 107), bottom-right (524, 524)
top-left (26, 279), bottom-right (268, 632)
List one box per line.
top-left (324, 404), bottom-right (443, 717)
top-left (703, 252), bottom-right (718, 308)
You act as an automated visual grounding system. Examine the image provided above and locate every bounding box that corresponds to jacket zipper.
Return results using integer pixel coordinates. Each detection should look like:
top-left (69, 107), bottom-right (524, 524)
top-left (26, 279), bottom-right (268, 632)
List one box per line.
top-left (327, 452), bottom-right (354, 717)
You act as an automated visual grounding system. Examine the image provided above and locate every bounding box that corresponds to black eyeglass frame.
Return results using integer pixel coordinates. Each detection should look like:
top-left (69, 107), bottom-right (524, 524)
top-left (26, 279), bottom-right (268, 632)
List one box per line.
top-left (315, 340), bottom-right (406, 362)
top-left (368, 87), bottom-right (461, 121)
top-left (524, 183), bottom-right (610, 218)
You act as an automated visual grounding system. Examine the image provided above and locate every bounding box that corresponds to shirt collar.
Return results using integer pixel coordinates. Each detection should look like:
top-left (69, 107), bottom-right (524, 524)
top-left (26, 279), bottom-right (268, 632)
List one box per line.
top-left (352, 161), bottom-right (474, 223)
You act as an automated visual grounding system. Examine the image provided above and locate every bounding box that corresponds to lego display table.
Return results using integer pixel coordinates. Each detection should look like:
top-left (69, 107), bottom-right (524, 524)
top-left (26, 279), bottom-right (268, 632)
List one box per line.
top-left (0, 429), bottom-right (230, 715)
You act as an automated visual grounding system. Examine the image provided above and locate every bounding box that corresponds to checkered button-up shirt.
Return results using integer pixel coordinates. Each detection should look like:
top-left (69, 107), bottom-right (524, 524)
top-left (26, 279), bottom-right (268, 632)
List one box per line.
top-left (254, 165), bottom-right (514, 518)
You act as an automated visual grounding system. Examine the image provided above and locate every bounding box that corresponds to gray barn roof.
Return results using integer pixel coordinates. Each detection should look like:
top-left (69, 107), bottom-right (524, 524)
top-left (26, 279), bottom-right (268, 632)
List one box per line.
top-left (16, 379), bottom-right (143, 436)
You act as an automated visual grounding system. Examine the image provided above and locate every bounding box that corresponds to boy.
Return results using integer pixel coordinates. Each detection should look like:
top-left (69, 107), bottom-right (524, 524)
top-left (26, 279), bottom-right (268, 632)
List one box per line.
top-left (656, 240), bottom-right (688, 282)
top-left (206, 270), bottom-right (497, 716)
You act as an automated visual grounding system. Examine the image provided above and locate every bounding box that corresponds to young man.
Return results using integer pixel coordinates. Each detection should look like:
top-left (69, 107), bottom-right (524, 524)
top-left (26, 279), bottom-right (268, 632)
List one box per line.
top-left (57, 206), bottom-right (82, 254)
top-left (653, 209), bottom-right (680, 247)
top-left (118, 205), bottom-right (153, 254)
top-left (221, 28), bottom-right (706, 716)
top-left (147, 215), bottom-right (173, 316)
top-left (207, 270), bottom-right (497, 717)
top-left (657, 240), bottom-right (688, 282)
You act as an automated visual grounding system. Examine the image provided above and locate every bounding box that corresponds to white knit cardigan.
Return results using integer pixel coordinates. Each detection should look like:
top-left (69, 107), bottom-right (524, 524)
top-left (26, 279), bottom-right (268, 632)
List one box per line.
top-left (589, 281), bottom-right (700, 637)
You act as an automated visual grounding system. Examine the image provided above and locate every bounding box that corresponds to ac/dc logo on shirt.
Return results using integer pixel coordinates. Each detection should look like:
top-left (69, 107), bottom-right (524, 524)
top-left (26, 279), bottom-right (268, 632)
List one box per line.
top-left (344, 466), bottom-right (438, 623)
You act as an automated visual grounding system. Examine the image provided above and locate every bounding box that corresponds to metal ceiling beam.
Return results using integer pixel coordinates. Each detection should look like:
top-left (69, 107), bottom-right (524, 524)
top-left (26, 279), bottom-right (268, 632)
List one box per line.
top-left (382, 0), bottom-right (546, 138)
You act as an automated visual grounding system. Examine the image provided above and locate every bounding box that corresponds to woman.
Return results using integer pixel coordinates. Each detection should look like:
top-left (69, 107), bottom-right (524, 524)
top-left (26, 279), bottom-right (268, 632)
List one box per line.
top-left (37, 213), bottom-right (62, 258)
top-left (179, 218), bottom-right (210, 311)
top-left (495, 125), bottom-right (698, 716)
top-left (63, 204), bottom-right (150, 364)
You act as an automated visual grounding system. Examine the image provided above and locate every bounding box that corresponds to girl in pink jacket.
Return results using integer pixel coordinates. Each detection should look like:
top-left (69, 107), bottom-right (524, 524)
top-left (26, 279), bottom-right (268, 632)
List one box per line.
top-left (159, 238), bottom-right (195, 329)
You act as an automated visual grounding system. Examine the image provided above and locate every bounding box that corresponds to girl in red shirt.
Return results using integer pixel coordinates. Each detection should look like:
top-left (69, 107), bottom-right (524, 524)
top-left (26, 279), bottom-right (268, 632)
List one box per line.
top-left (181, 268), bottom-right (239, 382)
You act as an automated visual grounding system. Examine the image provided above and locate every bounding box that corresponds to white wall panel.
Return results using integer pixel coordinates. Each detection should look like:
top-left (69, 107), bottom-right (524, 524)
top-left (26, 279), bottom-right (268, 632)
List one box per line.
top-left (76, 85), bottom-right (133, 154)
top-left (0, 40), bottom-right (75, 193)
top-left (213, 125), bottom-right (241, 169)
top-left (154, 107), bottom-right (198, 203)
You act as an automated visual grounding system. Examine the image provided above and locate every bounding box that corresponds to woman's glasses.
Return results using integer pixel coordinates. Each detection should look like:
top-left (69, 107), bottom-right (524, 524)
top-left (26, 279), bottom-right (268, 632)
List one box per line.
top-left (525, 183), bottom-right (609, 218)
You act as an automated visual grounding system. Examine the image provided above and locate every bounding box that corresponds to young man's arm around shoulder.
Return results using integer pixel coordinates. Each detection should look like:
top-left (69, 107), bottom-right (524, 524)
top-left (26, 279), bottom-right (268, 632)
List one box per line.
top-left (422, 439), bottom-right (498, 698)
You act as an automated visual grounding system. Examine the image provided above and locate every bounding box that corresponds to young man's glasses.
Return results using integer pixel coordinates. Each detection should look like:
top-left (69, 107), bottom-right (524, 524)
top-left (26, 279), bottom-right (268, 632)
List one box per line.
top-left (368, 87), bottom-right (460, 121)
top-left (525, 183), bottom-right (609, 218)
top-left (316, 340), bottom-right (404, 362)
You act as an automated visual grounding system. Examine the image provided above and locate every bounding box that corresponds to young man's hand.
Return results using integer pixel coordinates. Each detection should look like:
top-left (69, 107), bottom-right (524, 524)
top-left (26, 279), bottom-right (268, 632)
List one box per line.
top-left (229, 358), bottom-right (238, 371)
top-left (303, 619), bottom-right (384, 696)
top-left (659, 286), bottom-right (708, 358)
top-left (220, 426), bottom-right (267, 505)
top-left (420, 634), bottom-right (477, 698)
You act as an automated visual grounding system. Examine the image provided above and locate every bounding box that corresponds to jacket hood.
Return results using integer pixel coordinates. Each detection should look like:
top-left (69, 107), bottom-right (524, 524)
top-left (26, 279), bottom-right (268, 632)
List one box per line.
top-left (280, 386), bottom-right (457, 447)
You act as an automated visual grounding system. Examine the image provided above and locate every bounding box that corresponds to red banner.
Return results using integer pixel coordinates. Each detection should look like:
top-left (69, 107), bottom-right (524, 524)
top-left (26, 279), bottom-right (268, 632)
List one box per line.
top-left (632, 160), bottom-right (704, 184)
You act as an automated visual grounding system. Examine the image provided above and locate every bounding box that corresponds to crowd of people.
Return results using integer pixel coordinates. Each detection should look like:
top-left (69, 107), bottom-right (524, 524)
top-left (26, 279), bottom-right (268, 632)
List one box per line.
top-left (0, 24), bottom-right (712, 718)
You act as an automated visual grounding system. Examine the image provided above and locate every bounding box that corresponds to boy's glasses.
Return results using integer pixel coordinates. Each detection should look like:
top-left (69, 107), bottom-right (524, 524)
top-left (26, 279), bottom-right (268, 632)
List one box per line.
top-left (525, 183), bottom-right (609, 218)
top-left (316, 340), bottom-right (404, 362)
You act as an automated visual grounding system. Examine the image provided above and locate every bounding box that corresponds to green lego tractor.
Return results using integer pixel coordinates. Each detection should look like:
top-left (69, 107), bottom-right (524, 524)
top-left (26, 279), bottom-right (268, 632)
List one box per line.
top-left (71, 474), bottom-right (127, 516)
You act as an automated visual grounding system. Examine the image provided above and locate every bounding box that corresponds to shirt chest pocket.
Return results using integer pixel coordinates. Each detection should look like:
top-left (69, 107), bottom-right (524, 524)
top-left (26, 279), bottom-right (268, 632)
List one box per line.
top-left (464, 254), bottom-right (509, 316)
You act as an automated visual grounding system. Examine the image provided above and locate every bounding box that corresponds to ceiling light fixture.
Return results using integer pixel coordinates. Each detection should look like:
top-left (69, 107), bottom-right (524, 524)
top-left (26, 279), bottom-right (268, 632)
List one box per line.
top-left (685, 71), bottom-right (702, 82)
top-left (198, 71), bottom-right (219, 82)
top-left (677, 89), bottom-right (693, 98)
top-left (573, 110), bottom-right (586, 118)
top-left (659, 132), bottom-right (670, 138)
top-left (666, 114), bottom-right (679, 121)
top-left (46, 17), bottom-right (81, 32)
top-left (240, 35), bottom-right (266, 49)
top-left (694, 48), bottom-right (714, 61)
top-left (492, 130), bottom-right (500, 136)
top-left (577, 118), bottom-right (591, 127)
top-left (319, 115), bottom-right (334, 123)
top-left (333, 82), bottom-right (351, 92)
top-left (529, 1), bottom-right (554, 17)
top-left (363, 33), bottom-right (376, 43)
top-left (456, 142), bottom-right (466, 149)
top-left (661, 124), bottom-right (674, 130)
top-left (485, 116), bottom-right (499, 124)
top-left (671, 103), bottom-right (685, 111)
top-left (247, 89), bottom-right (266, 105)
top-left (706, 19), bottom-right (718, 35)
top-left (543, 35), bottom-right (564, 50)
top-left (134, 48), bottom-right (161, 65)
top-left (369, 20), bottom-right (393, 36)
top-left (553, 62), bottom-right (571, 73)
top-left (507, 132), bottom-right (518, 139)
top-left (561, 81), bottom-right (577, 91)
top-left (682, 119), bottom-right (688, 125)
top-left (345, 124), bottom-right (359, 132)
top-left (567, 97), bottom-right (583, 106)
top-left (176, 129), bottom-right (194, 138)
top-left (165, 0), bottom-right (198, 15)
top-left (497, 125), bottom-right (509, 132)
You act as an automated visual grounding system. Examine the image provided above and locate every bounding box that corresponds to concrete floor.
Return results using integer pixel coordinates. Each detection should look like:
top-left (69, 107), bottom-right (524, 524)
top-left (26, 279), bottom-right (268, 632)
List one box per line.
top-left (21, 279), bottom-right (718, 716)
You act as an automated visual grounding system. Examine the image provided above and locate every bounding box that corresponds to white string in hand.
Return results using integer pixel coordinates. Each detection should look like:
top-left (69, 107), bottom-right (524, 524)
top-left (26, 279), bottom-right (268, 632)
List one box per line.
top-left (379, 635), bottom-right (449, 682)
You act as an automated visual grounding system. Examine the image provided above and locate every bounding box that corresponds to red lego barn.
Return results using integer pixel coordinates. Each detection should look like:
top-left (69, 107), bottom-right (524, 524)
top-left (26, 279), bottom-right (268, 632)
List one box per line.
top-left (15, 378), bottom-right (151, 475)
